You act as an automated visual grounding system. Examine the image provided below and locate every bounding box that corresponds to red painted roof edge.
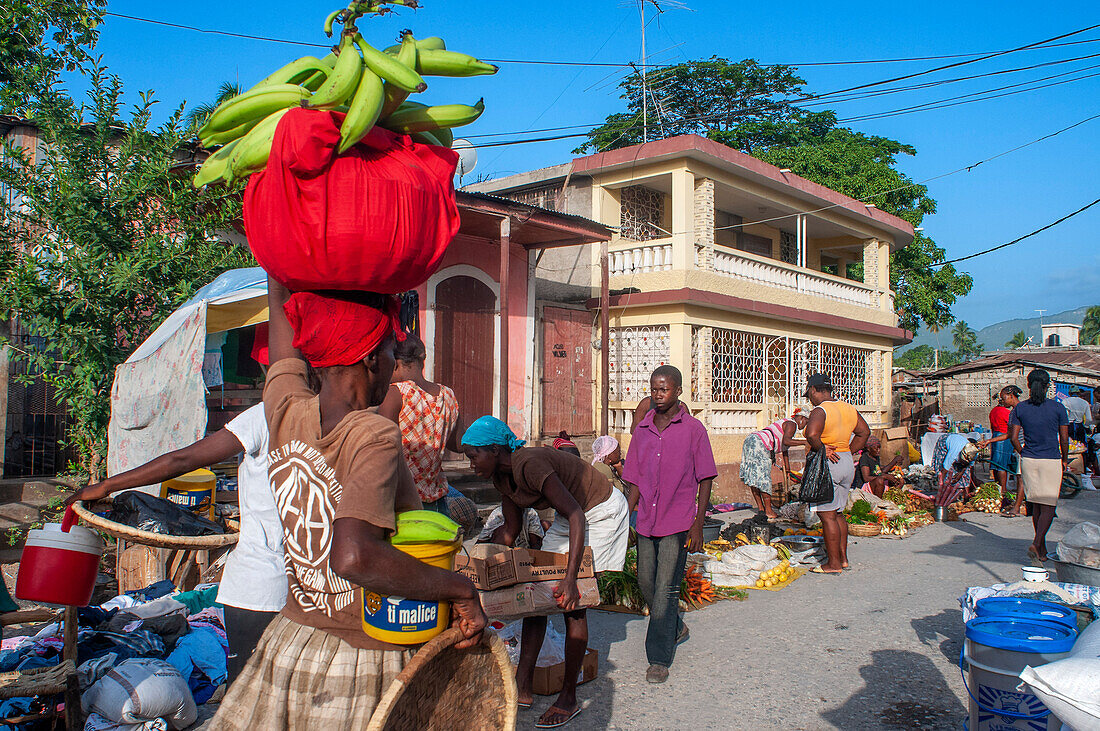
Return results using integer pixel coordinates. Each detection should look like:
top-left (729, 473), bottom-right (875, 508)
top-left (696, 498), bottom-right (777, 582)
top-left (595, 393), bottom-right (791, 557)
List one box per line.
top-left (586, 287), bottom-right (911, 345)
top-left (572, 134), bottom-right (915, 242)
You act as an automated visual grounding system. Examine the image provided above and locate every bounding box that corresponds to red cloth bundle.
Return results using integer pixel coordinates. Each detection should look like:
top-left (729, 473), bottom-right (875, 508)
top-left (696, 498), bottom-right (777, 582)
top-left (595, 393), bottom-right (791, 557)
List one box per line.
top-left (243, 107), bottom-right (461, 293)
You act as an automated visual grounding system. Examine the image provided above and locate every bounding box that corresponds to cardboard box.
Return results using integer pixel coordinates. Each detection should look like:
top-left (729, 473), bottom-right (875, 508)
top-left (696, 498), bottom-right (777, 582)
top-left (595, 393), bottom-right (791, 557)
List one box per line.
top-left (478, 577), bottom-right (600, 620)
top-left (877, 427), bottom-right (912, 469)
top-left (528, 648), bottom-right (599, 696)
top-left (456, 544), bottom-right (595, 591)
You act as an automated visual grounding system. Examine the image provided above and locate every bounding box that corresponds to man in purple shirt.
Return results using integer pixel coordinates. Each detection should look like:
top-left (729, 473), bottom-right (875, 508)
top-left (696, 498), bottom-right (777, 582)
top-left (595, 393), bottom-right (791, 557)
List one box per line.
top-left (622, 365), bottom-right (717, 684)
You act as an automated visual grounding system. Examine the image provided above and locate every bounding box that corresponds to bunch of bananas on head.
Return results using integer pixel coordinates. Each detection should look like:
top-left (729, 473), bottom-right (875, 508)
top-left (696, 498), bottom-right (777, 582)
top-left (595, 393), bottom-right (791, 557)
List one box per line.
top-left (193, 0), bottom-right (497, 188)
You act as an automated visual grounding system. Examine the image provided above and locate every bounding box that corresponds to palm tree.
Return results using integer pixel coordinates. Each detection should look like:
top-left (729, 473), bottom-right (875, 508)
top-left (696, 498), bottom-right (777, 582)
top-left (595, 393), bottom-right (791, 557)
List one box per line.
top-left (186, 81), bottom-right (242, 132)
top-left (1081, 306), bottom-right (1100, 345)
top-left (1005, 330), bottom-right (1028, 349)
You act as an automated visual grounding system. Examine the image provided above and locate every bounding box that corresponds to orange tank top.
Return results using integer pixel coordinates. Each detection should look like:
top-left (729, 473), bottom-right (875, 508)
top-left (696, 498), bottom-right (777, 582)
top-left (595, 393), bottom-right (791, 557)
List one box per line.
top-left (817, 400), bottom-right (858, 452)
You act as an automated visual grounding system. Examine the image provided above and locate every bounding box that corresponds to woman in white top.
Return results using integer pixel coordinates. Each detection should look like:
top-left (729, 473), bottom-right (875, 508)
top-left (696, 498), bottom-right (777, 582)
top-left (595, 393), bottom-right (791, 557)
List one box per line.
top-left (739, 411), bottom-right (809, 519)
top-left (67, 404), bottom-right (285, 684)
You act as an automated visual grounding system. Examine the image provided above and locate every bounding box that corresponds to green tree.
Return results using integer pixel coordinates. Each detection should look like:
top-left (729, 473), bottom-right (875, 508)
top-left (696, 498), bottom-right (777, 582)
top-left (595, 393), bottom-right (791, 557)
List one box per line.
top-left (577, 58), bottom-right (973, 333)
top-left (952, 320), bottom-right (981, 360)
top-left (0, 0), bottom-right (106, 113)
top-left (0, 62), bottom-right (253, 477)
top-left (1080, 306), bottom-right (1100, 346)
top-left (895, 344), bottom-right (935, 369)
top-left (1005, 330), bottom-right (1029, 348)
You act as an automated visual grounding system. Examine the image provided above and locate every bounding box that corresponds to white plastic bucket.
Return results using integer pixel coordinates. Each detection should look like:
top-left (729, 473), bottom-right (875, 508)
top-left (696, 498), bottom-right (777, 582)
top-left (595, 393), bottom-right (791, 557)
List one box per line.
top-left (962, 617), bottom-right (1076, 730)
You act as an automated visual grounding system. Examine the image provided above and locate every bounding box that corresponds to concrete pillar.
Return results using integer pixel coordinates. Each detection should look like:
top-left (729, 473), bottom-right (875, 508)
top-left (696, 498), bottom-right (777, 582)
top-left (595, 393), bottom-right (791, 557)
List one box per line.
top-left (693, 178), bottom-right (715, 271)
top-left (671, 169), bottom-right (695, 270)
top-left (669, 321), bottom-right (693, 403)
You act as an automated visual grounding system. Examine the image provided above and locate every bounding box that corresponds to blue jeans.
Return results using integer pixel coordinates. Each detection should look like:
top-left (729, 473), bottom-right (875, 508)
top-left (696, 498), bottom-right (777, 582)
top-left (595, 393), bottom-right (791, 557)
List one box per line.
top-left (422, 496), bottom-right (449, 517)
top-left (636, 531), bottom-right (687, 668)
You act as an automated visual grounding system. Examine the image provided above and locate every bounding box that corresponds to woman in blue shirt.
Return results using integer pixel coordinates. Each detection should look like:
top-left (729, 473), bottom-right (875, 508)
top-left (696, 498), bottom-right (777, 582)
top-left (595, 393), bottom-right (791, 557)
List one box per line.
top-left (1009, 369), bottom-right (1069, 562)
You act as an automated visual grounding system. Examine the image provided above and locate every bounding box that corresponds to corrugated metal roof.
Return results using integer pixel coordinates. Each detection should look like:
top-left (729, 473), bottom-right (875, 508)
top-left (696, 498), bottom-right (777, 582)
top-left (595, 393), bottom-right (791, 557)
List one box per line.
top-left (929, 348), bottom-right (1100, 380)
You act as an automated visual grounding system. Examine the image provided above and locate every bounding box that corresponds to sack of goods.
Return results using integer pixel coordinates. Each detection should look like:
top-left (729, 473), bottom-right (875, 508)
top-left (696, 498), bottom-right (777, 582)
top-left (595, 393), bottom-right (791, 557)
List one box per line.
top-left (243, 108), bottom-right (461, 293)
top-left (1020, 620), bottom-right (1100, 731)
top-left (82, 658), bottom-right (198, 731)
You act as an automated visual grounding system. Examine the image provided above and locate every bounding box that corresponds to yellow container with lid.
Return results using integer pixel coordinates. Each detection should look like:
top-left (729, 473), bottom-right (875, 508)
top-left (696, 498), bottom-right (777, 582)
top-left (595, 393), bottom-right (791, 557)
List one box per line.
top-left (160, 468), bottom-right (217, 521)
top-left (361, 539), bottom-right (461, 645)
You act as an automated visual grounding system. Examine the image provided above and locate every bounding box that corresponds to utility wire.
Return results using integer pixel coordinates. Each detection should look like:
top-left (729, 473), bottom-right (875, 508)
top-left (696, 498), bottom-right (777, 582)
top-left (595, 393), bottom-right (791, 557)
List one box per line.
top-left (933, 198), bottom-right (1100, 265)
top-left (102, 11), bottom-right (1100, 70)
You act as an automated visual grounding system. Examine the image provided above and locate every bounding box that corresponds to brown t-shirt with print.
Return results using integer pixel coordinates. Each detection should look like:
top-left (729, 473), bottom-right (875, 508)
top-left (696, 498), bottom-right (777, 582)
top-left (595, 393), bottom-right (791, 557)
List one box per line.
top-left (493, 447), bottom-right (612, 512)
top-left (264, 359), bottom-right (421, 651)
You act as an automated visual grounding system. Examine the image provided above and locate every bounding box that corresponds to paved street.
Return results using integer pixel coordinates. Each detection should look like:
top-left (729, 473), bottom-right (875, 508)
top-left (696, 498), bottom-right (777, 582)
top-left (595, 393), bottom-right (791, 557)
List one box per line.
top-left (514, 493), bottom-right (1100, 730)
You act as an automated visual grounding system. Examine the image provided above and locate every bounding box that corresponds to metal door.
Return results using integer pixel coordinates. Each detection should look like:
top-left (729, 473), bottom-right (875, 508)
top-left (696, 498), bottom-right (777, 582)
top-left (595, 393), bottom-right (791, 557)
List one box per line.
top-left (541, 307), bottom-right (594, 437)
top-left (434, 276), bottom-right (496, 423)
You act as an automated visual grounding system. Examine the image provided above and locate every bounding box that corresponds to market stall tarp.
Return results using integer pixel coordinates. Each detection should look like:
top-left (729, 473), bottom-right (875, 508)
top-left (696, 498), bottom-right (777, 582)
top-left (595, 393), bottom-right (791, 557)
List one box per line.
top-left (107, 269), bottom-right (269, 487)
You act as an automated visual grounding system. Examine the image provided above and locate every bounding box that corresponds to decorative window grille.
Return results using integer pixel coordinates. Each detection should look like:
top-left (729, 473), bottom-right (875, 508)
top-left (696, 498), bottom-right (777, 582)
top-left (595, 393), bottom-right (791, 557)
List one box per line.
top-left (708, 328), bottom-right (769, 404)
top-left (779, 231), bottom-right (798, 265)
top-left (502, 183), bottom-right (563, 212)
top-left (620, 185), bottom-right (664, 242)
top-left (608, 326), bottom-right (670, 402)
top-left (819, 343), bottom-right (870, 406)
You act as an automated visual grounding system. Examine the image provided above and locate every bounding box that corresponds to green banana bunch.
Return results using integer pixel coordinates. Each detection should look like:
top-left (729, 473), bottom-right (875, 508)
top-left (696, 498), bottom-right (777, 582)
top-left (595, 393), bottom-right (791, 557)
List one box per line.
top-left (228, 107), bottom-right (292, 178)
top-left (198, 84), bottom-right (310, 139)
top-left (192, 2), bottom-right (496, 189)
top-left (416, 49), bottom-right (497, 77)
top-left (391, 510), bottom-right (462, 545)
top-left (306, 34), bottom-right (363, 109)
top-left (383, 98), bottom-right (484, 133)
top-left (192, 139), bottom-right (242, 189)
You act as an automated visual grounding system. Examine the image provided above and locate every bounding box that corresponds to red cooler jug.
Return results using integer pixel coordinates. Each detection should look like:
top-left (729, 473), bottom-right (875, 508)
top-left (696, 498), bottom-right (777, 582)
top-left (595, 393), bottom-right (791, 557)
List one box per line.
top-left (16, 507), bottom-right (104, 606)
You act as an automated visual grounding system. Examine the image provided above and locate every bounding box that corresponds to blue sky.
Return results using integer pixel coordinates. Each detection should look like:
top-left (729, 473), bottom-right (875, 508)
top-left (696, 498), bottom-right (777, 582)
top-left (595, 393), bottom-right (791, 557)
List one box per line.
top-left (81, 1), bottom-right (1100, 331)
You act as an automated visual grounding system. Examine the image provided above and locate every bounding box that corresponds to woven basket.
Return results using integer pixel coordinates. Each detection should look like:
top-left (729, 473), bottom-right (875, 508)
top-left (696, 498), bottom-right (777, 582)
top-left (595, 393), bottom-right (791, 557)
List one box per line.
top-left (367, 628), bottom-right (517, 731)
top-left (0, 660), bottom-right (76, 699)
top-left (72, 501), bottom-right (238, 549)
top-left (848, 522), bottom-right (882, 537)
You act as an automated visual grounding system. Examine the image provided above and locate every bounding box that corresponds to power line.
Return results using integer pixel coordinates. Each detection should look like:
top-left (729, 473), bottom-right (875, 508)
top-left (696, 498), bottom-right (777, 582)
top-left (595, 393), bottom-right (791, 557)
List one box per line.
top-left (102, 11), bottom-right (1100, 71)
top-left (933, 198), bottom-right (1100, 265)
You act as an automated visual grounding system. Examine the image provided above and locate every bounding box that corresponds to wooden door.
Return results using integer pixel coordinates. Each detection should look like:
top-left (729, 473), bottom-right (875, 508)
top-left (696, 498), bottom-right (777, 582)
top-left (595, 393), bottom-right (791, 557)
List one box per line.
top-left (541, 307), bottom-right (593, 437)
top-left (434, 276), bottom-right (496, 423)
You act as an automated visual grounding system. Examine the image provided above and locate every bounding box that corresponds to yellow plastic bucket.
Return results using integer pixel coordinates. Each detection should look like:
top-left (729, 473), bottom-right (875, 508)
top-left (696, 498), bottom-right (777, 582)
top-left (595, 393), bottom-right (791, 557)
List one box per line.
top-left (160, 468), bottom-right (216, 521)
top-left (361, 539), bottom-right (461, 645)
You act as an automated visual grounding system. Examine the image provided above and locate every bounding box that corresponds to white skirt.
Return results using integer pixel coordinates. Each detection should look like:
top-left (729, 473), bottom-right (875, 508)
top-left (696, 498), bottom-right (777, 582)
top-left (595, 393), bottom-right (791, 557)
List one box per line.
top-left (541, 489), bottom-right (630, 572)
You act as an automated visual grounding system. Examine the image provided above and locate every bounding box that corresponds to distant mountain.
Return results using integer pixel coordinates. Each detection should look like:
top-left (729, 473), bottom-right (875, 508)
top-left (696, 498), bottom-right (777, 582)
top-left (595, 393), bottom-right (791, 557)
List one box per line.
top-left (897, 306), bottom-right (1093, 354)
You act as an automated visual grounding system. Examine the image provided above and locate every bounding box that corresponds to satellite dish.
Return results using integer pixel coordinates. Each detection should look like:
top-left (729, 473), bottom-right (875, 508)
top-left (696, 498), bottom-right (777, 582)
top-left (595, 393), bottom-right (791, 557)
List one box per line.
top-left (453, 139), bottom-right (477, 179)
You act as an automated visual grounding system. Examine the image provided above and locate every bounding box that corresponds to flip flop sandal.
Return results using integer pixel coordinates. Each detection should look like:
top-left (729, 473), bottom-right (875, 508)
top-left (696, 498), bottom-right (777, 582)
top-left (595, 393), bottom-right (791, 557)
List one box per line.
top-left (518, 701), bottom-right (533, 710)
top-left (535, 706), bottom-right (582, 729)
top-left (1027, 546), bottom-right (1040, 559)
top-left (810, 567), bottom-right (842, 575)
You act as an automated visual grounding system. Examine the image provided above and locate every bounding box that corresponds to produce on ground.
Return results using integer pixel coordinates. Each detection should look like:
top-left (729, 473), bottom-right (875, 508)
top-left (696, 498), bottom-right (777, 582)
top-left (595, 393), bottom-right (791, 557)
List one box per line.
top-left (192, 0), bottom-right (497, 187)
top-left (968, 482), bottom-right (1003, 514)
top-left (681, 567), bottom-right (715, 609)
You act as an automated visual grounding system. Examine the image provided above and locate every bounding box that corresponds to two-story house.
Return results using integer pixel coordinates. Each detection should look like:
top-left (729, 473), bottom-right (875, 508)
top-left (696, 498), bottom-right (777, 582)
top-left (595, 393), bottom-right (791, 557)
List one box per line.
top-left (469, 134), bottom-right (913, 482)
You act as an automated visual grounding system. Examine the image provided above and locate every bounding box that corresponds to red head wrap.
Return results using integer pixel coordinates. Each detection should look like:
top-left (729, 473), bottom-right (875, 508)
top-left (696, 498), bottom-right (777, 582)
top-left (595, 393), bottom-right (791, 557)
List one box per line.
top-left (283, 291), bottom-right (404, 368)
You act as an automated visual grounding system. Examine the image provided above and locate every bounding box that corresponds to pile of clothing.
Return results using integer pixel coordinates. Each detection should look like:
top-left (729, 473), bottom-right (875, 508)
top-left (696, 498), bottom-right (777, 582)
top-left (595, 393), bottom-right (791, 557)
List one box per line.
top-left (0, 580), bottom-right (229, 730)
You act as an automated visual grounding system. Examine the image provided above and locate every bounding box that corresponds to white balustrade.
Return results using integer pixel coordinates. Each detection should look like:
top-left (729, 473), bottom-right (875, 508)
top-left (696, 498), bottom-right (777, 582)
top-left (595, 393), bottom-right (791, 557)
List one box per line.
top-left (608, 241), bottom-right (674, 276)
top-left (711, 249), bottom-right (875, 308)
top-left (706, 408), bottom-right (761, 434)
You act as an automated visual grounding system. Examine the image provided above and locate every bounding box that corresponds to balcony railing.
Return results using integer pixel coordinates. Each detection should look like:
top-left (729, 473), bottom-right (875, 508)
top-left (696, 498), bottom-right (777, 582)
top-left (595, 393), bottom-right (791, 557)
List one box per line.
top-left (609, 239), bottom-right (673, 276)
top-left (707, 246), bottom-right (876, 308)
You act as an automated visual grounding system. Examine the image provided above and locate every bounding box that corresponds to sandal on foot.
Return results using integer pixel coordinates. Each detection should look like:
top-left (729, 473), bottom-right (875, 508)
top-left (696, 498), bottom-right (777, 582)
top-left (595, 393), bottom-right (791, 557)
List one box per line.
top-left (535, 706), bottom-right (582, 729)
top-left (810, 567), bottom-right (842, 575)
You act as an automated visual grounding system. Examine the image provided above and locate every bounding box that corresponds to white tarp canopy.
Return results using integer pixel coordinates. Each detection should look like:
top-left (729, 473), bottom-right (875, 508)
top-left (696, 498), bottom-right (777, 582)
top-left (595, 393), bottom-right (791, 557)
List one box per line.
top-left (107, 268), bottom-right (269, 484)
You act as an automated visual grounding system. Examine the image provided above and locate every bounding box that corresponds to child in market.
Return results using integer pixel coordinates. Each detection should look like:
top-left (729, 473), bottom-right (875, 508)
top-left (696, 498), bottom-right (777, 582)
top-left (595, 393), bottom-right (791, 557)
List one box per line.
top-left (462, 416), bottom-right (629, 728)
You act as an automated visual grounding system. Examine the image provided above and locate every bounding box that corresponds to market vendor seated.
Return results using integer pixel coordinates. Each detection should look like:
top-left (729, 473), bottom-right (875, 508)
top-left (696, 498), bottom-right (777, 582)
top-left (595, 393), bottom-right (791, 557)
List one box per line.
top-left (932, 433), bottom-right (980, 502)
top-left (208, 279), bottom-right (487, 730)
top-left (851, 436), bottom-right (903, 498)
top-left (462, 416), bottom-right (629, 729)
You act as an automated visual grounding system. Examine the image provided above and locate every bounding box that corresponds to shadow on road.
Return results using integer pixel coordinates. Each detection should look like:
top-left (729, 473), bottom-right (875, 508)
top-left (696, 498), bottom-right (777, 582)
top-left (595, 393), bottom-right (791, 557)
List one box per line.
top-left (821, 648), bottom-right (966, 730)
top-left (916, 518), bottom-right (1030, 584)
top-left (911, 607), bottom-right (965, 663)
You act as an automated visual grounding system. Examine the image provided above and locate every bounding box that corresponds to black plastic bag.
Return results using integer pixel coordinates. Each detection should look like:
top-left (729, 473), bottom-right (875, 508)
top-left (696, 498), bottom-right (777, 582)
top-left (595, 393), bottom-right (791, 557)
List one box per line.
top-left (800, 449), bottom-right (835, 506)
top-left (108, 491), bottom-right (223, 536)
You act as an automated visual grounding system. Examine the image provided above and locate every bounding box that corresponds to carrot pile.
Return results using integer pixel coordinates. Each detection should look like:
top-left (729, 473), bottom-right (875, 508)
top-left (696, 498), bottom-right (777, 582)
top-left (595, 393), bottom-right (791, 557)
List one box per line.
top-left (680, 567), bottom-right (716, 609)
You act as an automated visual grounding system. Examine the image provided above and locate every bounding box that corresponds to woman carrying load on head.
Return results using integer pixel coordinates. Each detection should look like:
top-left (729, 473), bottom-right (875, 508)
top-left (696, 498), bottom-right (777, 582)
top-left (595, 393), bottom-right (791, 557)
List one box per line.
top-left (378, 332), bottom-right (461, 516)
top-left (462, 416), bottom-right (629, 729)
top-left (208, 279), bottom-right (487, 731)
top-left (1010, 368), bottom-right (1069, 562)
top-left (739, 410), bottom-right (809, 520)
